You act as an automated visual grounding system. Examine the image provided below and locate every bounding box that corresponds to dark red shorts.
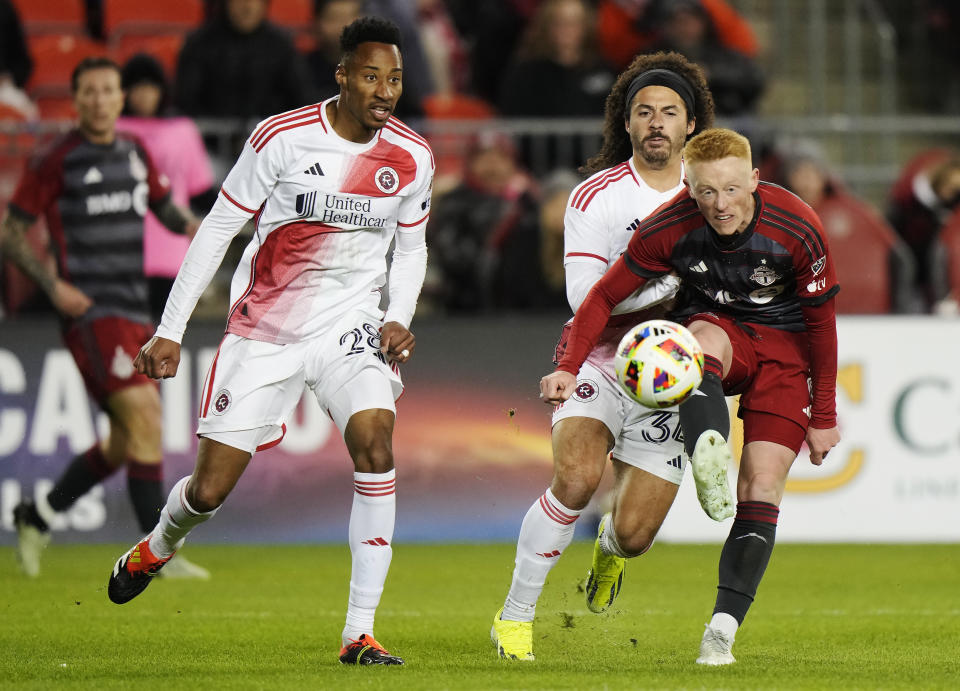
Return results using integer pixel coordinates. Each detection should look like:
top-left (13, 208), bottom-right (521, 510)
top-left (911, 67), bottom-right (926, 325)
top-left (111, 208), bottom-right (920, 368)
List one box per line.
top-left (63, 317), bottom-right (156, 404)
top-left (686, 313), bottom-right (810, 453)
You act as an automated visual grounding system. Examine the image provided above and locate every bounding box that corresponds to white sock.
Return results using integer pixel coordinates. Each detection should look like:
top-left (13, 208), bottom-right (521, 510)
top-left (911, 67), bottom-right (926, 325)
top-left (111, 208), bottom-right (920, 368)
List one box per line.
top-left (598, 512), bottom-right (631, 558)
top-left (148, 477), bottom-right (219, 558)
top-left (342, 469), bottom-right (396, 647)
top-left (502, 488), bottom-right (580, 622)
top-left (709, 612), bottom-right (739, 640)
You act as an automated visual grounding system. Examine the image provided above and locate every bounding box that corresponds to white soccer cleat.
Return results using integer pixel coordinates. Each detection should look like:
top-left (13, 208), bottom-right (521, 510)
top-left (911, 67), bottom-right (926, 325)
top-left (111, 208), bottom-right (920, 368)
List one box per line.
top-left (696, 624), bottom-right (736, 666)
top-left (157, 554), bottom-right (211, 580)
top-left (690, 430), bottom-right (735, 521)
top-left (13, 501), bottom-right (51, 578)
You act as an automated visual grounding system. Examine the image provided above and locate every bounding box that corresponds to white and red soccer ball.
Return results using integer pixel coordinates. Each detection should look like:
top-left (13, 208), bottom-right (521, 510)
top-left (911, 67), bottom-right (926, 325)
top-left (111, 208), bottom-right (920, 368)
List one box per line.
top-left (614, 319), bottom-right (704, 409)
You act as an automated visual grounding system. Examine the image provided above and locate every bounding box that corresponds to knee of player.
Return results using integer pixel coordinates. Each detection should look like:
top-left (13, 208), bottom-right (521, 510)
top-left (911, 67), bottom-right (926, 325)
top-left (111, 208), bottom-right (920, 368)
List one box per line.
top-left (350, 442), bottom-right (395, 474)
top-left (611, 516), bottom-right (656, 556)
top-left (549, 475), bottom-right (597, 510)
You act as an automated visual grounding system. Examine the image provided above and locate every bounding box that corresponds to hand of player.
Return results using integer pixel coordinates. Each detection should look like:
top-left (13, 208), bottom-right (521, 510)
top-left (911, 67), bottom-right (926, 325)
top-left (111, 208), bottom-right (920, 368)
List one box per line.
top-left (380, 321), bottom-right (414, 363)
top-left (133, 335), bottom-right (182, 379)
top-left (805, 425), bottom-right (840, 466)
top-left (50, 278), bottom-right (93, 318)
top-left (539, 370), bottom-right (577, 405)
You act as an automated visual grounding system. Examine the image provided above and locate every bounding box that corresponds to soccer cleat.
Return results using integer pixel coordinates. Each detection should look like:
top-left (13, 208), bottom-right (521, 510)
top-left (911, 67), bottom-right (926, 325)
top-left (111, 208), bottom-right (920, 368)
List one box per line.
top-left (696, 624), bottom-right (736, 666)
top-left (490, 608), bottom-right (535, 661)
top-left (338, 634), bottom-right (404, 665)
top-left (690, 430), bottom-right (735, 521)
top-left (585, 513), bottom-right (625, 613)
top-left (107, 536), bottom-right (173, 604)
top-left (157, 554), bottom-right (211, 580)
top-left (13, 501), bottom-right (51, 578)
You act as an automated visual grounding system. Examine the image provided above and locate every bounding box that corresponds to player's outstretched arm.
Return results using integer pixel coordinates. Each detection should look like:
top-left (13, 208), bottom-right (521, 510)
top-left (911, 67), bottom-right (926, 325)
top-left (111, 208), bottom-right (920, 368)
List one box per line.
top-left (0, 211), bottom-right (93, 317)
top-left (540, 370), bottom-right (577, 405)
top-left (380, 321), bottom-right (414, 363)
top-left (805, 425), bottom-right (840, 466)
top-left (133, 336), bottom-right (182, 379)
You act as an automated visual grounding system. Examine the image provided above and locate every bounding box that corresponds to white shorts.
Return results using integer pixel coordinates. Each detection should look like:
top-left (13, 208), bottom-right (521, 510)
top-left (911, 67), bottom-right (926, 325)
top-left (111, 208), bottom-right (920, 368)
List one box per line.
top-left (552, 361), bottom-right (686, 484)
top-left (197, 309), bottom-right (402, 454)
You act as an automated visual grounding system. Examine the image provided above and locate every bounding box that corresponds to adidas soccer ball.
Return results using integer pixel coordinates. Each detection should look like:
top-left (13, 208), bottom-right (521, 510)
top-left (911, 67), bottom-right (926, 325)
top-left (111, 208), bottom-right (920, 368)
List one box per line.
top-left (614, 319), bottom-right (704, 409)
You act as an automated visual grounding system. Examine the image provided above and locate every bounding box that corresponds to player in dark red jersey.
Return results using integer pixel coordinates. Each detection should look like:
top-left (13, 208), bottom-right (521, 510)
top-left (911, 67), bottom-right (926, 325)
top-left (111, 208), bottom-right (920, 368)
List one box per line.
top-left (0, 57), bottom-right (203, 580)
top-left (541, 128), bottom-right (841, 665)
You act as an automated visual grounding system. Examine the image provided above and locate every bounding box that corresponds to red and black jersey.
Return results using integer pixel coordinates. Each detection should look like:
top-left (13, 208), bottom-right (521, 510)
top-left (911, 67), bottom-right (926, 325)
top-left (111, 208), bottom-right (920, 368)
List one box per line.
top-left (8, 129), bottom-right (170, 326)
top-left (624, 182), bottom-right (839, 332)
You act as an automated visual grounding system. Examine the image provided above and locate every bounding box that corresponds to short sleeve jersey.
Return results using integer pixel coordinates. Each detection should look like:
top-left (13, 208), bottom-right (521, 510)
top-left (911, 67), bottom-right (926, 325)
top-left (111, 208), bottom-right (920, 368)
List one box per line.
top-left (624, 182), bottom-right (840, 331)
top-left (217, 98), bottom-right (434, 344)
top-left (8, 130), bottom-right (170, 325)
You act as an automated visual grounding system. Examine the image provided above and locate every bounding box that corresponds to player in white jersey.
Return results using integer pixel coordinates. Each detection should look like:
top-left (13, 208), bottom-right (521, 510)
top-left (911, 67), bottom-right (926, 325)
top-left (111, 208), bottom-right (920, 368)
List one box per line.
top-left (106, 18), bottom-right (432, 666)
top-left (492, 52), bottom-right (717, 661)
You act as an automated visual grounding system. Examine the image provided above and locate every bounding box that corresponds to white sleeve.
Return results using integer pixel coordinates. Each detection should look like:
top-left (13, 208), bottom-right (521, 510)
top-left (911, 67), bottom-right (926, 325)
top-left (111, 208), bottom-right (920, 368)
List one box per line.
top-left (154, 194), bottom-right (251, 343)
top-left (563, 195), bottom-right (679, 315)
top-left (384, 226), bottom-right (427, 328)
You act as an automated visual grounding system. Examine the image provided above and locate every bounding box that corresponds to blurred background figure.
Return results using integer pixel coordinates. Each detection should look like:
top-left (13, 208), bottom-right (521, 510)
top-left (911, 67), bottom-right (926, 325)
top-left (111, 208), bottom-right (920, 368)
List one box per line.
top-left (930, 205), bottom-right (960, 315)
top-left (426, 131), bottom-right (539, 313)
top-left (175, 0), bottom-right (313, 119)
top-left (777, 139), bottom-right (915, 314)
top-left (886, 149), bottom-right (960, 311)
top-left (494, 167), bottom-right (577, 312)
top-left (305, 0), bottom-right (362, 101)
top-left (116, 53), bottom-right (215, 321)
top-left (0, 0), bottom-right (37, 120)
top-left (497, 0), bottom-right (614, 118)
top-left (646, 0), bottom-right (764, 117)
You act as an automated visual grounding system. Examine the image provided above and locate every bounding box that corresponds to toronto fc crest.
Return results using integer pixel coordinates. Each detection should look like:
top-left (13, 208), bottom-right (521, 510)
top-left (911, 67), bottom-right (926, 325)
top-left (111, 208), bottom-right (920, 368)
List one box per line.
top-left (750, 260), bottom-right (780, 286)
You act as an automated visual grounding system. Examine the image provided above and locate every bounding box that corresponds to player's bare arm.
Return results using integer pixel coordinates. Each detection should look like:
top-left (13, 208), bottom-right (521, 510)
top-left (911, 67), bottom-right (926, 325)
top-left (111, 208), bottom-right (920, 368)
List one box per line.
top-left (805, 425), bottom-right (840, 466)
top-left (380, 321), bottom-right (414, 363)
top-left (133, 335), bottom-right (182, 379)
top-left (0, 211), bottom-right (92, 318)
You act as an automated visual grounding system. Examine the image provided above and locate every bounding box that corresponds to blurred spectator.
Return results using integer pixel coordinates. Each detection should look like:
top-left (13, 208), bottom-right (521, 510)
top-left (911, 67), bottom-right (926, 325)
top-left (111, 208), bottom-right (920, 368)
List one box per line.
top-left (305, 0), bottom-right (362, 100)
top-left (494, 168), bottom-right (577, 311)
top-left (0, 0), bottom-right (37, 120)
top-left (595, 0), bottom-right (758, 72)
top-left (648, 0), bottom-right (764, 116)
top-left (498, 0), bottom-right (615, 117)
top-left (427, 131), bottom-right (540, 312)
top-left (931, 207), bottom-right (960, 315)
top-left (175, 0), bottom-right (314, 119)
top-left (117, 54), bottom-right (216, 319)
top-left (417, 0), bottom-right (471, 101)
top-left (445, 0), bottom-right (537, 105)
top-left (780, 141), bottom-right (915, 314)
top-left (887, 149), bottom-right (960, 310)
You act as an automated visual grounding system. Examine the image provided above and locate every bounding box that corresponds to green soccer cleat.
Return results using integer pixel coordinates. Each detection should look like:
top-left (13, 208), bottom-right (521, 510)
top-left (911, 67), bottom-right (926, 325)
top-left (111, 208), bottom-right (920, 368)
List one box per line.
top-left (491, 608), bottom-right (535, 661)
top-left (690, 430), bottom-right (735, 521)
top-left (584, 513), bottom-right (625, 613)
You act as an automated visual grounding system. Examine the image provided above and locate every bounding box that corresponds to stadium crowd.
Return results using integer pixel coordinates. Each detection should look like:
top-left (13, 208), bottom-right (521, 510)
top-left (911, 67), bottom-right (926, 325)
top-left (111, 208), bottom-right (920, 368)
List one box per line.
top-left (2, 0), bottom-right (960, 320)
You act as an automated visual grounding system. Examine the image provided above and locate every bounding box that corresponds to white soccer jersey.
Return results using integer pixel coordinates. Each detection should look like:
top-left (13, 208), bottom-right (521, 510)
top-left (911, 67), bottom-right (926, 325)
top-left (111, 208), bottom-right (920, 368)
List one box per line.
top-left (158, 98), bottom-right (434, 345)
top-left (562, 157), bottom-right (685, 365)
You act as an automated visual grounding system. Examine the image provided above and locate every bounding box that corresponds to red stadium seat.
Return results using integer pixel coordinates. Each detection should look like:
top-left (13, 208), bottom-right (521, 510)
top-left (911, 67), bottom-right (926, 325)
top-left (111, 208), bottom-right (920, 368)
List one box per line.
top-left (934, 211), bottom-right (960, 308)
top-left (102, 0), bottom-right (203, 39)
top-left (35, 96), bottom-right (77, 122)
top-left (11, 0), bottom-right (86, 36)
top-left (113, 33), bottom-right (185, 79)
top-left (27, 35), bottom-right (109, 96)
top-left (268, 0), bottom-right (313, 30)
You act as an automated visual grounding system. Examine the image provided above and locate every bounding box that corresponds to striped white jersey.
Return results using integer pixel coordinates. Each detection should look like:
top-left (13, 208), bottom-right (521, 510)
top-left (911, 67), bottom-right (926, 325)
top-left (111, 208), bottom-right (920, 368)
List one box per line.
top-left (560, 157), bottom-right (685, 366)
top-left (161, 97), bottom-right (434, 345)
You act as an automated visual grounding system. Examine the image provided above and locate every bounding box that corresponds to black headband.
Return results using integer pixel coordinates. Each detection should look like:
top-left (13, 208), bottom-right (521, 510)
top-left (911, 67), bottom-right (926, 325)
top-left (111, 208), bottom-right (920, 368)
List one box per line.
top-left (623, 68), bottom-right (696, 120)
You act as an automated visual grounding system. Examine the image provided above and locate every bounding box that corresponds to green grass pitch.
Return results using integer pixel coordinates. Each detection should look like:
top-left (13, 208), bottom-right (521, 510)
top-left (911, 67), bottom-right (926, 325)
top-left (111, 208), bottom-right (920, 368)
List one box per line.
top-left (2, 542), bottom-right (958, 689)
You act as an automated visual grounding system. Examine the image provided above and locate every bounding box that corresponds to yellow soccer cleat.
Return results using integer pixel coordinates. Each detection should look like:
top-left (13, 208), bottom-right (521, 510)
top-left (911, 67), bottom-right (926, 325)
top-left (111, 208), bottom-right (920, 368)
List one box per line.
top-left (491, 608), bottom-right (535, 661)
top-left (690, 430), bottom-right (735, 521)
top-left (584, 513), bottom-right (625, 613)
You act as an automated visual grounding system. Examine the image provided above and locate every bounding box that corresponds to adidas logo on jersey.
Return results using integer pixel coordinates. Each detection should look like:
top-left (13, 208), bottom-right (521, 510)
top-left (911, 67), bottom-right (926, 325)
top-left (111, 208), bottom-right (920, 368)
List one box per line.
top-left (83, 167), bottom-right (103, 185)
top-left (303, 162), bottom-right (324, 176)
top-left (690, 260), bottom-right (708, 273)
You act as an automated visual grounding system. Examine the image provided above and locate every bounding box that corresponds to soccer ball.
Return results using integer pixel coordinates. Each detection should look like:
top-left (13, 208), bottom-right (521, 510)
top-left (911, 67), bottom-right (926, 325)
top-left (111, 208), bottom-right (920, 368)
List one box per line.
top-left (614, 319), bottom-right (704, 409)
